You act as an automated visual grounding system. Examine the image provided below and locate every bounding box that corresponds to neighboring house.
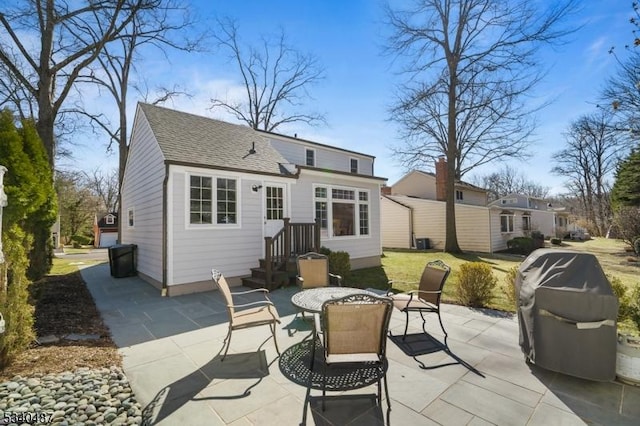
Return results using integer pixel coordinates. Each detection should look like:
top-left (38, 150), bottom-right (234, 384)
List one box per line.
top-left (389, 159), bottom-right (487, 206)
top-left (381, 194), bottom-right (493, 252)
top-left (120, 103), bottom-right (386, 296)
top-left (488, 194), bottom-right (571, 239)
top-left (93, 212), bottom-right (118, 247)
top-left (381, 159), bottom-right (493, 251)
top-left (381, 161), bottom-right (576, 252)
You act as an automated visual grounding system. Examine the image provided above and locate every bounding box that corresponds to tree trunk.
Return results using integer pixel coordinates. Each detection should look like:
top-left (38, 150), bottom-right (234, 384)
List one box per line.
top-left (117, 107), bottom-right (128, 242)
top-left (35, 107), bottom-right (55, 168)
top-left (445, 69), bottom-right (462, 253)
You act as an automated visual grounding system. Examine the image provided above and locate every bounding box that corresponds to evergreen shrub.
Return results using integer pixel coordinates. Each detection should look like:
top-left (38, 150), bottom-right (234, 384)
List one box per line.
top-left (319, 246), bottom-right (351, 283)
top-left (455, 262), bottom-right (497, 308)
top-left (506, 237), bottom-right (534, 255)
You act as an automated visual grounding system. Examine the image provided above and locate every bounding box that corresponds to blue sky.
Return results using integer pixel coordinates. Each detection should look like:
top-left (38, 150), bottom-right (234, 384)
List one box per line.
top-left (68, 0), bottom-right (636, 195)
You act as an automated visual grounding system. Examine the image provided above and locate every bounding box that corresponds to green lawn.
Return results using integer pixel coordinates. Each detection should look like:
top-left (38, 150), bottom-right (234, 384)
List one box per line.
top-left (350, 237), bottom-right (640, 318)
top-left (350, 249), bottom-right (522, 312)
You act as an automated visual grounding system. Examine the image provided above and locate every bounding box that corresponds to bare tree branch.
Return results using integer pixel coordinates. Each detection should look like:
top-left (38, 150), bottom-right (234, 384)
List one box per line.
top-left (551, 110), bottom-right (622, 236)
top-left (385, 0), bottom-right (578, 252)
top-left (210, 18), bottom-right (326, 132)
top-left (0, 0), bottom-right (161, 166)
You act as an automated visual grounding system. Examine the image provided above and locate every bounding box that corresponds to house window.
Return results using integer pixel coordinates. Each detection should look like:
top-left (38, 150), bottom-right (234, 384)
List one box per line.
top-left (456, 190), bottom-right (463, 201)
top-left (315, 187), bottom-right (328, 232)
top-left (216, 178), bottom-right (237, 224)
top-left (500, 211), bottom-right (514, 233)
top-left (105, 214), bottom-right (115, 225)
top-left (350, 158), bottom-right (358, 173)
top-left (314, 185), bottom-right (369, 238)
top-left (359, 204), bottom-right (369, 235)
top-left (333, 203), bottom-right (355, 236)
top-left (306, 148), bottom-right (315, 166)
top-left (266, 186), bottom-right (284, 220)
top-left (190, 175), bottom-right (213, 224)
top-left (127, 209), bottom-right (134, 227)
top-left (189, 175), bottom-right (237, 225)
top-left (522, 215), bottom-right (531, 231)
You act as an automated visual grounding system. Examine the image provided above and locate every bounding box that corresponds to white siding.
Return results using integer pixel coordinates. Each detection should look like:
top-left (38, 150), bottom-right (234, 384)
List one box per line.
top-left (530, 210), bottom-right (556, 238)
top-left (392, 171), bottom-right (486, 206)
top-left (458, 189), bottom-right (487, 206)
top-left (291, 170), bottom-right (382, 266)
top-left (489, 210), bottom-right (508, 252)
top-left (167, 166), bottom-right (292, 285)
top-left (391, 172), bottom-right (437, 199)
top-left (381, 197), bottom-right (411, 249)
top-left (454, 204), bottom-right (492, 252)
top-left (384, 196), bottom-right (492, 252)
top-left (266, 136), bottom-right (374, 176)
top-left (120, 110), bottom-right (165, 283)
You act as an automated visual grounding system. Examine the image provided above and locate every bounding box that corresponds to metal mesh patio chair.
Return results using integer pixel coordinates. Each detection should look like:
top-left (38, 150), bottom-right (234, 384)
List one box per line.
top-left (389, 260), bottom-right (451, 345)
top-left (312, 293), bottom-right (393, 412)
top-left (211, 269), bottom-right (281, 361)
top-left (296, 252), bottom-right (342, 289)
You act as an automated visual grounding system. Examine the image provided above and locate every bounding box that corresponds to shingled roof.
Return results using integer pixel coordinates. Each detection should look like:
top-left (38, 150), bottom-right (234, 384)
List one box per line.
top-left (138, 103), bottom-right (293, 176)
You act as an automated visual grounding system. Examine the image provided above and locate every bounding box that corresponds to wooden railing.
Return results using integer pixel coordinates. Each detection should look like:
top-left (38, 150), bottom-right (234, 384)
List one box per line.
top-left (264, 218), bottom-right (321, 289)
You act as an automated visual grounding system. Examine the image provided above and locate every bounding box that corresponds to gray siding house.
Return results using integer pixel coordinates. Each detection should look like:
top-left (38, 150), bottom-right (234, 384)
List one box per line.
top-left (488, 193), bottom-right (572, 239)
top-left (120, 103), bottom-right (386, 296)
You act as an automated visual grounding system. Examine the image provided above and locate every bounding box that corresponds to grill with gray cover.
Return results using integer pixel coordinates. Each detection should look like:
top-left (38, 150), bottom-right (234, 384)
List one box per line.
top-left (516, 249), bottom-right (618, 381)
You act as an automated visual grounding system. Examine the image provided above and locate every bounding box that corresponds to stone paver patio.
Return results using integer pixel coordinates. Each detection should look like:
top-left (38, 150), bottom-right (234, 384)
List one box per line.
top-left (80, 263), bottom-right (640, 425)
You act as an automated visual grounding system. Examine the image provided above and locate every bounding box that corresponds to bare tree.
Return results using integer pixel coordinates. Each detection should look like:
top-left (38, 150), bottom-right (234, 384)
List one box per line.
top-left (551, 111), bottom-right (621, 236)
top-left (55, 170), bottom-right (99, 244)
top-left (473, 165), bottom-right (550, 201)
top-left (210, 18), bottom-right (326, 132)
top-left (74, 2), bottom-right (200, 187)
top-left (0, 0), bottom-right (157, 167)
top-left (385, 0), bottom-right (577, 253)
top-left (83, 168), bottom-right (120, 213)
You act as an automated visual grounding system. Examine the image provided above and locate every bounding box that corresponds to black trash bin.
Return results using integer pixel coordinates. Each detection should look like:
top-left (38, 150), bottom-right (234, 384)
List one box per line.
top-left (108, 244), bottom-right (137, 278)
top-left (416, 238), bottom-right (430, 250)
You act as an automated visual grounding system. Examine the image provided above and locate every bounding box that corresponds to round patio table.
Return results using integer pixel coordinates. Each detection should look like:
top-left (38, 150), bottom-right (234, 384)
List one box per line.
top-left (290, 286), bottom-right (381, 314)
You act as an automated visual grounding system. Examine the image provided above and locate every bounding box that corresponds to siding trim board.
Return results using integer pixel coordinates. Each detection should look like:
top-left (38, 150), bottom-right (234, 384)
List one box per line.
top-left (163, 163), bottom-right (170, 294)
top-left (298, 166), bottom-right (387, 183)
top-left (165, 159), bottom-right (296, 179)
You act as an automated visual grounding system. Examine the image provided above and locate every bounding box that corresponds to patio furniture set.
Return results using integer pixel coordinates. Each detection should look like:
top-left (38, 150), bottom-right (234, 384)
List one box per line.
top-left (210, 252), bottom-right (452, 424)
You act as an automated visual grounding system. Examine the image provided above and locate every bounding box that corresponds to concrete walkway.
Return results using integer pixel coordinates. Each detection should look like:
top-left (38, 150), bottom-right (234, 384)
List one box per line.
top-left (80, 263), bottom-right (640, 425)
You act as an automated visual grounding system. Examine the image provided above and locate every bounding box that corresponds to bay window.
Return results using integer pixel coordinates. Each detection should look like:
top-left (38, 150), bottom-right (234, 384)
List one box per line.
top-left (314, 185), bottom-right (369, 238)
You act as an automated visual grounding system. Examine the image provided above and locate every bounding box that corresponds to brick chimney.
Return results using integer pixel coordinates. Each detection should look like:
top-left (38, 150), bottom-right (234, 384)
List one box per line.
top-left (381, 185), bottom-right (391, 195)
top-left (435, 156), bottom-right (447, 202)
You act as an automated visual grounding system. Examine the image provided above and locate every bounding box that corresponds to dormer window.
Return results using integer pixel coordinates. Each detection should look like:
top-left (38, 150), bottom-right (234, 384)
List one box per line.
top-left (105, 214), bottom-right (115, 225)
top-left (350, 158), bottom-right (359, 173)
top-left (306, 148), bottom-right (315, 166)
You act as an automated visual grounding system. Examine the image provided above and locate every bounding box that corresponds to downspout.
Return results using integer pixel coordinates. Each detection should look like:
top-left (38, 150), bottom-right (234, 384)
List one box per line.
top-left (409, 205), bottom-right (414, 249)
top-left (488, 207), bottom-right (493, 254)
top-left (161, 163), bottom-right (169, 296)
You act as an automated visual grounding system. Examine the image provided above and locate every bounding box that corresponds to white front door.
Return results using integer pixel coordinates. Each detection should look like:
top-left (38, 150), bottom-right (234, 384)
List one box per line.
top-left (264, 183), bottom-right (286, 238)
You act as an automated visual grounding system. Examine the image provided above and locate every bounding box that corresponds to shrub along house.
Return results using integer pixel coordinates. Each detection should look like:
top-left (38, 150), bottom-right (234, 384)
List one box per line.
top-left (120, 103), bottom-right (387, 296)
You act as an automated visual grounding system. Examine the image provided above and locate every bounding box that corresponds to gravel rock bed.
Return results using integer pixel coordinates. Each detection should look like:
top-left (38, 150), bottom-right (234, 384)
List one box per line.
top-left (0, 366), bottom-right (143, 425)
